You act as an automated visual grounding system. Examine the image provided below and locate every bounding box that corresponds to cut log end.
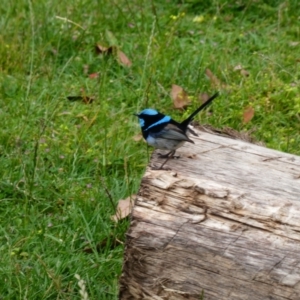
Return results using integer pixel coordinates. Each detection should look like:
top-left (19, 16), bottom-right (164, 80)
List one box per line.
top-left (120, 128), bottom-right (300, 300)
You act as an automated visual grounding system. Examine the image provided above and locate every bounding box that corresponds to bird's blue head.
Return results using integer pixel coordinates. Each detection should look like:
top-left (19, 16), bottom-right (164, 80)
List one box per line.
top-left (135, 109), bottom-right (171, 130)
top-left (135, 109), bottom-right (159, 127)
top-left (134, 108), bottom-right (172, 140)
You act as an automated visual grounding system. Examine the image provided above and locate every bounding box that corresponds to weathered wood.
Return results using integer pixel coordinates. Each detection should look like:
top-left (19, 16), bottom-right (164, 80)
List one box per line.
top-left (119, 128), bottom-right (300, 300)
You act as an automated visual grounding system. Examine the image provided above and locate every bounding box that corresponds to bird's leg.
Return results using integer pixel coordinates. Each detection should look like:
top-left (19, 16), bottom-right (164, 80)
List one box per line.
top-left (158, 156), bottom-right (172, 169)
top-left (158, 150), bottom-right (180, 159)
top-left (156, 150), bottom-right (175, 170)
top-left (158, 150), bottom-right (174, 158)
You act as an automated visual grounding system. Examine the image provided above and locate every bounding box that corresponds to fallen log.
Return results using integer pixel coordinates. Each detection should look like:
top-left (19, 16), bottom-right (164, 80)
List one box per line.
top-left (119, 127), bottom-right (300, 300)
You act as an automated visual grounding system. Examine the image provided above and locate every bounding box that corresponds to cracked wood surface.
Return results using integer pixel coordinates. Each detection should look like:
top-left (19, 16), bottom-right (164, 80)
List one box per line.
top-left (119, 129), bottom-right (300, 300)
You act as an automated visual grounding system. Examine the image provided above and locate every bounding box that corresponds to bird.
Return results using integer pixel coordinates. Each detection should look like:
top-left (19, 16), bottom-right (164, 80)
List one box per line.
top-left (134, 92), bottom-right (219, 169)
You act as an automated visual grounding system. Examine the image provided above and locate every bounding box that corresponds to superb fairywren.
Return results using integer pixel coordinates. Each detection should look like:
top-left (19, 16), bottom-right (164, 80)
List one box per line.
top-left (135, 92), bottom-right (219, 169)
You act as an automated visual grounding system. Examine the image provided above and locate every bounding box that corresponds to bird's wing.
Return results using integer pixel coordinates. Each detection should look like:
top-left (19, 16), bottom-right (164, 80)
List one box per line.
top-left (187, 126), bottom-right (198, 137)
top-left (152, 123), bottom-right (194, 143)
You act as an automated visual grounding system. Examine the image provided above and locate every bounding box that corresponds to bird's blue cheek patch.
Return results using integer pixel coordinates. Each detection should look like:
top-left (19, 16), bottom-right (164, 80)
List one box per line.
top-left (146, 115), bottom-right (171, 130)
top-left (139, 118), bottom-right (145, 127)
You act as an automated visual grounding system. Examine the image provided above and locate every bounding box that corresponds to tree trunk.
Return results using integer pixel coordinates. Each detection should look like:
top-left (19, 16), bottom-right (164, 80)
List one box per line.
top-left (119, 127), bottom-right (300, 300)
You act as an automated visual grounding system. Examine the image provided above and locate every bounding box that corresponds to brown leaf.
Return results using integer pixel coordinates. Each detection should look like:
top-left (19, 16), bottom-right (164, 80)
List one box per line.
top-left (205, 68), bottom-right (227, 89)
top-left (95, 44), bottom-right (114, 55)
top-left (95, 44), bottom-right (131, 67)
top-left (89, 73), bottom-right (99, 79)
top-left (132, 133), bottom-right (143, 142)
top-left (111, 195), bottom-right (136, 222)
top-left (117, 50), bottom-right (132, 67)
top-left (171, 84), bottom-right (191, 110)
top-left (243, 106), bottom-right (255, 124)
top-left (205, 68), bottom-right (221, 87)
top-left (233, 64), bottom-right (243, 71)
top-left (240, 69), bottom-right (250, 77)
top-left (198, 93), bottom-right (210, 103)
top-left (234, 64), bottom-right (249, 77)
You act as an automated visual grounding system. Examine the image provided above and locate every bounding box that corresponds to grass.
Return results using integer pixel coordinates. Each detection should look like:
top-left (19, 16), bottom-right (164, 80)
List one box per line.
top-left (1, 0), bottom-right (300, 298)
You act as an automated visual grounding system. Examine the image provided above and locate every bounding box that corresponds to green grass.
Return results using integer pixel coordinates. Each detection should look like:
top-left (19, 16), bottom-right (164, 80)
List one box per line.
top-left (1, 0), bottom-right (300, 298)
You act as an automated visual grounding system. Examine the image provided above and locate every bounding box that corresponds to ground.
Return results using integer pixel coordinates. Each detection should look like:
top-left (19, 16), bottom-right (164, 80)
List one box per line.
top-left (1, 0), bottom-right (300, 299)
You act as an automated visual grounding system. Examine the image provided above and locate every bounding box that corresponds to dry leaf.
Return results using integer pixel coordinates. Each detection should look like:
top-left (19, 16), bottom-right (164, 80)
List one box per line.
top-left (240, 69), bottom-right (249, 77)
top-left (95, 44), bottom-right (108, 53)
top-left (95, 44), bottom-right (114, 54)
top-left (198, 93), bottom-right (210, 103)
top-left (95, 44), bottom-right (131, 67)
top-left (171, 84), bottom-right (191, 110)
top-left (233, 64), bottom-right (243, 71)
top-left (132, 133), bottom-right (143, 142)
top-left (205, 68), bottom-right (221, 87)
top-left (117, 50), bottom-right (132, 67)
top-left (205, 68), bottom-right (228, 89)
top-left (234, 64), bottom-right (249, 77)
top-left (111, 195), bottom-right (136, 222)
top-left (89, 73), bottom-right (99, 79)
top-left (243, 106), bottom-right (255, 124)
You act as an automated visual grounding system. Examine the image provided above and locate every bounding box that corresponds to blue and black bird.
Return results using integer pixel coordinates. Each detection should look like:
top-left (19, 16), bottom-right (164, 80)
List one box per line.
top-left (135, 92), bottom-right (219, 169)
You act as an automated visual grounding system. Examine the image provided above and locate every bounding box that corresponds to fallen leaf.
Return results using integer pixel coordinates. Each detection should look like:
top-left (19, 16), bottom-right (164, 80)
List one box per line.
top-left (243, 106), bottom-right (255, 124)
top-left (95, 44), bottom-right (114, 55)
top-left (171, 84), bottom-right (191, 110)
top-left (240, 69), bottom-right (250, 77)
top-left (111, 195), bottom-right (136, 222)
top-left (233, 64), bottom-right (243, 71)
top-left (205, 68), bottom-right (227, 89)
top-left (234, 64), bottom-right (249, 77)
top-left (205, 68), bottom-right (221, 87)
top-left (89, 73), bottom-right (99, 79)
top-left (95, 44), bottom-right (108, 53)
top-left (95, 44), bottom-right (131, 67)
top-left (132, 133), bottom-right (143, 142)
top-left (198, 93), bottom-right (210, 103)
top-left (117, 50), bottom-right (132, 67)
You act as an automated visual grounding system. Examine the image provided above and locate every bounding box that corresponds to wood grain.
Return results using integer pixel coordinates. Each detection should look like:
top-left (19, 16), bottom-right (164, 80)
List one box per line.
top-left (119, 130), bottom-right (300, 300)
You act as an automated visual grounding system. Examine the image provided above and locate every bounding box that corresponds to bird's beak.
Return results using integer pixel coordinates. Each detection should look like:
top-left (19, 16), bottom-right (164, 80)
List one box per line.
top-left (133, 113), bottom-right (139, 117)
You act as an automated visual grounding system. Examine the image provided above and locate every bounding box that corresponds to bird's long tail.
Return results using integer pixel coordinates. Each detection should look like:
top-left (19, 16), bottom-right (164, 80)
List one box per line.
top-left (180, 92), bottom-right (219, 128)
